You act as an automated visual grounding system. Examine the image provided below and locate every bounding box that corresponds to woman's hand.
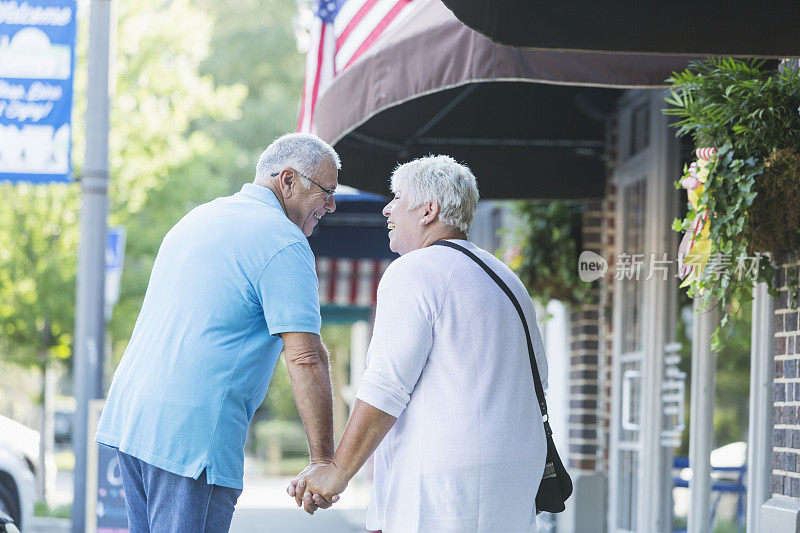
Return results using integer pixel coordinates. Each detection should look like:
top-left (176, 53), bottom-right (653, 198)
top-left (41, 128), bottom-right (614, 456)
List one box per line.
top-left (287, 400), bottom-right (398, 515)
top-left (288, 462), bottom-right (348, 514)
top-left (287, 461), bottom-right (346, 514)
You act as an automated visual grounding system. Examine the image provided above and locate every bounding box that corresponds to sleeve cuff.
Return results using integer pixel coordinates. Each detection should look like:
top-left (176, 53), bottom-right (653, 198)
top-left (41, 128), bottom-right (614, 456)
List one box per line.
top-left (268, 322), bottom-right (321, 336)
top-left (355, 374), bottom-right (409, 418)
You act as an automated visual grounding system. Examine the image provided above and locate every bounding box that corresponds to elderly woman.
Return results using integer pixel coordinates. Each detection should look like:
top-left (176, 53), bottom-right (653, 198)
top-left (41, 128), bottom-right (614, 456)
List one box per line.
top-left (289, 155), bottom-right (549, 532)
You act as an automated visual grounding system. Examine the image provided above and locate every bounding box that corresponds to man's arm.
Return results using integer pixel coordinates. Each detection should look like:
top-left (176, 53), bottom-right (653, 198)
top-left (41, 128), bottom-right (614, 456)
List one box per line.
top-left (289, 399), bottom-right (396, 510)
top-left (281, 332), bottom-right (335, 463)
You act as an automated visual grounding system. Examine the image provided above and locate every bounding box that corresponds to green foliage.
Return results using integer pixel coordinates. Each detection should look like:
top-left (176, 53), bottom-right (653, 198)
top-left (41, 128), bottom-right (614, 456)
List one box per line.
top-left (0, 184), bottom-right (77, 369)
top-left (88, 0), bottom-right (247, 363)
top-left (107, 0), bottom-right (303, 362)
top-left (673, 143), bottom-right (774, 347)
top-left (745, 148), bottom-right (800, 257)
top-left (665, 58), bottom-right (800, 347)
top-left (505, 201), bottom-right (593, 307)
top-left (1, 0), bottom-right (249, 374)
top-left (676, 294), bottom-right (751, 457)
top-left (265, 355), bottom-right (301, 421)
top-left (252, 418), bottom-right (309, 457)
top-left (197, 0), bottom-right (305, 159)
top-left (34, 501), bottom-right (72, 519)
top-left (665, 58), bottom-right (800, 157)
top-left (264, 324), bottom-right (353, 423)
top-left (1, 0), bottom-right (307, 419)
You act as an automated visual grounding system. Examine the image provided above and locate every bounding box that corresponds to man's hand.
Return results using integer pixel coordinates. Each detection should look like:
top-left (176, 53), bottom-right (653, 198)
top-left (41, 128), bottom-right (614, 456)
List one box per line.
top-left (295, 462), bottom-right (349, 513)
top-left (287, 462), bottom-right (342, 514)
top-left (287, 399), bottom-right (397, 515)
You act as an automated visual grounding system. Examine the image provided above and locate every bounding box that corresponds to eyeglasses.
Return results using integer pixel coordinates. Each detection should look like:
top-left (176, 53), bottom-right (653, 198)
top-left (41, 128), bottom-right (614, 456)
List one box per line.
top-left (271, 169), bottom-right (335, 202)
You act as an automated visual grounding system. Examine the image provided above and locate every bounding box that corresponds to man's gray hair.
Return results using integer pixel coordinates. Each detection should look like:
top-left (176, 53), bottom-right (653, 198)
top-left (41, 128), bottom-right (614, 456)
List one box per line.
top-left (390, 155), bottom-right (479, 233)
top-left (254, 132), bottom-right (341, 188)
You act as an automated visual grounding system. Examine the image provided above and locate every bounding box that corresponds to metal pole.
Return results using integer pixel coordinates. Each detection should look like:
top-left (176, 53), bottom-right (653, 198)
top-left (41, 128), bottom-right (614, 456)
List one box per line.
top-left (687, 298), bottom-right (719, 533)
top-left (72, 1), bottom-right (112, 531)
top-left (746, 282), bottom-right (775, 532)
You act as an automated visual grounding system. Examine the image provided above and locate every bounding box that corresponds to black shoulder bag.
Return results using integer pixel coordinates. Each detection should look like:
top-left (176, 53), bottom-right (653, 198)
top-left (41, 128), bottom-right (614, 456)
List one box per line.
top-left (432, 240), bottom-right (573, 514)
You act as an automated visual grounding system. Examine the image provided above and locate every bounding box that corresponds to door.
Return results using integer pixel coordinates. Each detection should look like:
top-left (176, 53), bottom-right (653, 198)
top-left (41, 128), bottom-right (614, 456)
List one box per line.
top-left (609, 90), bottom-right (679, 533)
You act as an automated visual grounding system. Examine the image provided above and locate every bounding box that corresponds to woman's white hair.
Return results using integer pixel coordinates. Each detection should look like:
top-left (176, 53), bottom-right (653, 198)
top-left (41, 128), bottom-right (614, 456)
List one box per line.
top-left (390, 155), bottom-right (479, 233)
top-left (254, 132), bottom-right (341, 188)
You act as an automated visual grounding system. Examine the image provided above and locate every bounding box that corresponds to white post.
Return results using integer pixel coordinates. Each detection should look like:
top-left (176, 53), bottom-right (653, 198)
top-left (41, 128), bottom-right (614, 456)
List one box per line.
top-left (349, 320), bottom-right (369, 398)
top-left (687, 298), bottom-right (719, 533)
top-left (747, 282), bottom-right (774, 531)
top-left (348, 320), bottom-right (370, 481)
top-left (72, 1), bottom-right (112, 532)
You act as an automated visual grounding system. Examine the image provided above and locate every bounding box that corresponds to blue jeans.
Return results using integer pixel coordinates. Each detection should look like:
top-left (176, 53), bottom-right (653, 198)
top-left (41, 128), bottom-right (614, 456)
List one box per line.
top-left (116, 450), bottom-right (242, 533)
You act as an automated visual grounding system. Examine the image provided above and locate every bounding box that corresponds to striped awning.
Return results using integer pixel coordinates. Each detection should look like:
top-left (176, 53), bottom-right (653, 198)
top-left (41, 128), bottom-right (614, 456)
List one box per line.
top-left (317, 257), bottom-right (393, 307)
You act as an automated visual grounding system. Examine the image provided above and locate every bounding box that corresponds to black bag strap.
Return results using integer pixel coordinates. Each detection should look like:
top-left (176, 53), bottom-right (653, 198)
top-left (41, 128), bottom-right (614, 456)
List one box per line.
top-left (432, 240), bottom-right (550, 430)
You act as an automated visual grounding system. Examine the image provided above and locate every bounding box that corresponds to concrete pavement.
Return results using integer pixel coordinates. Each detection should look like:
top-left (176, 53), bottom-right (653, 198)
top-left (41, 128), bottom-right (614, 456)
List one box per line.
top-left (230, 508), bottom-right (364, 533)
top-left (30, 458), bottom-right (370, 532)
top-left (230, 460), bottom-right (370, 532)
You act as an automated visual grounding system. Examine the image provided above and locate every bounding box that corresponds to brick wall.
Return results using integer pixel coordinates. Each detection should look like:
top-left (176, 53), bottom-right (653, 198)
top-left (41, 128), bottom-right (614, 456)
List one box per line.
top-left (599, 180), bottom-right (616, 476)
top-left (598, 117), bottom-right (618, 476)
top-left (773, 252), bottom-right (800, 498)
top-left (567, 200), bottom-right (603, 472)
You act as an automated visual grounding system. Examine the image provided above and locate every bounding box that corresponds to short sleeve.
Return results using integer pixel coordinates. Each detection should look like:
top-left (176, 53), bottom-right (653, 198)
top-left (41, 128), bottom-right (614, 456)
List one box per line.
top-left (257, 241), bottom-right (321, 336)
top-left (356, 261), bottom-right (437, 418)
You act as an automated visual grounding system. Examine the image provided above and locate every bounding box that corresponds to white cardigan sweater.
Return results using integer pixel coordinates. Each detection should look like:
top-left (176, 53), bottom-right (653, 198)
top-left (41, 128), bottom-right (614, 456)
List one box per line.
top-left (356, 240), bottom-right (549, 533)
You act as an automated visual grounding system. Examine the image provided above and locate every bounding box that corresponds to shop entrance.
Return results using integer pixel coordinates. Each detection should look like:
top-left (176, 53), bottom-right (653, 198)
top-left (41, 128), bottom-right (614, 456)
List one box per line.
top-left (609, 90), bottom-right (680, 533)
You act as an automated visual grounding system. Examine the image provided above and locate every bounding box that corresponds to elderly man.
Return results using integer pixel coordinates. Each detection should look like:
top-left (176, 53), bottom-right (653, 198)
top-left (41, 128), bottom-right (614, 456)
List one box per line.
top-left (96, 133), bottom-right (340, 532)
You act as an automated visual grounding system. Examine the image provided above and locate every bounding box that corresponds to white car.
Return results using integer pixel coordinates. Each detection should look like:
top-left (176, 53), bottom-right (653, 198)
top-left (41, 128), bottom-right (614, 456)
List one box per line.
top-left (0, 416), bottom-right (39, 532)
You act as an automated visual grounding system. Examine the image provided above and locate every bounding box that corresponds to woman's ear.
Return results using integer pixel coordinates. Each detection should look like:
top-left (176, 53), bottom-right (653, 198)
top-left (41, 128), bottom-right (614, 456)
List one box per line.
top-left (420, 201), bottom-right (440, 225)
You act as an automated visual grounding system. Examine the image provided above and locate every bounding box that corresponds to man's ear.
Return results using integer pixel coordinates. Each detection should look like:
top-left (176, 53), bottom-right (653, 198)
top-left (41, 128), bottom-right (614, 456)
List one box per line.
top-left (276, 168), bottom-right (295, 200)
top-left (421, 201), bottom-right (440, 225)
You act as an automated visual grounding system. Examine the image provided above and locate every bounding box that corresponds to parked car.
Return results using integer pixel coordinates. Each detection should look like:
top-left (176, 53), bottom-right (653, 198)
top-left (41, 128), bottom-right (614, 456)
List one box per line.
top-left (53, 410), bottom-right (73, 446)
top-left (0, 416), bottom-right (39, 532)
top-left (0, 508), bottom-right (21, 532)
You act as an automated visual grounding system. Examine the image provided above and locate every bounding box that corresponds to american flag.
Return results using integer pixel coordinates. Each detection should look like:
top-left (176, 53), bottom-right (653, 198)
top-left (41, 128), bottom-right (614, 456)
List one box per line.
top-left (316, 258), bottom-right (392, 306)
top-left (297, 0), bottom-right (416, 133)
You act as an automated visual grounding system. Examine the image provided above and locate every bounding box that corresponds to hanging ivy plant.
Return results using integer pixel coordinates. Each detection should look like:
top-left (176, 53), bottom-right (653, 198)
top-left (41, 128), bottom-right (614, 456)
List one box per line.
top-left (502, 201), bottom-right (594, 307)
top-left (665, 58), bottom-right (800, 347)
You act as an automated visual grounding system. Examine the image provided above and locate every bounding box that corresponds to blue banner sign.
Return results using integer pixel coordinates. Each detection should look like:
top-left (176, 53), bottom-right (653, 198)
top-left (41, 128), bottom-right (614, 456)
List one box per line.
top-left (0, 0), bottom-right (77, 183)
top-left (96, 445), bottom-right (129, 532)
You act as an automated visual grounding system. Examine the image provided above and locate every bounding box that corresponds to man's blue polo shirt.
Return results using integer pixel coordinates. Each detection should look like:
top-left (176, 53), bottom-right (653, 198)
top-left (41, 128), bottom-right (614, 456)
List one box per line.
top-left (96, 184), bottom-right (321, 489)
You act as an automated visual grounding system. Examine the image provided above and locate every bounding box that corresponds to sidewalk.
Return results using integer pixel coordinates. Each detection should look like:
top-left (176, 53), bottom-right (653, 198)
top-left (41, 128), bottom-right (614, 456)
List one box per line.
top-left (230, 508), bottom-right (364, 533)
top-left (230, 458), bottom-right (370, 532)
top-left (29, 457), bottom-right (370, 532)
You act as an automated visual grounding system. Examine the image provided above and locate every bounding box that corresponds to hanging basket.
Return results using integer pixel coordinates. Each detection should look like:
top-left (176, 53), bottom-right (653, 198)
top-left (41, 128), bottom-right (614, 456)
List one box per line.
top-left (744, 148), bottom-right (800, 256)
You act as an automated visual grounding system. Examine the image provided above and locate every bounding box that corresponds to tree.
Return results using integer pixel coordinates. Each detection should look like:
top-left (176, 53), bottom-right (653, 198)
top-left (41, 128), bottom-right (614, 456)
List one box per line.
top-left (102, 0), bottom-right (248, 359)
top-left (106, 0), bottom-right (306, 360)
top-left (0, 183), bottom-right (76, 369)
top-left (197, 0), bottom-right (305, 158)
top-left (0, 0), bottom-right (246, 502)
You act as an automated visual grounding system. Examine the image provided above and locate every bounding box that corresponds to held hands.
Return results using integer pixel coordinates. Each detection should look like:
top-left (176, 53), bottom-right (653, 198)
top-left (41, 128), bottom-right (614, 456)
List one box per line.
top-left (287, 461), bottom-right (349, 515)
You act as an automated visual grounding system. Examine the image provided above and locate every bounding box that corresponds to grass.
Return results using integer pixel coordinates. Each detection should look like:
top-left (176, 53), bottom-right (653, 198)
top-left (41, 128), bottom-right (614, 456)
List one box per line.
top-left (34, 501), bottom-right (71, 519)
top-left (274, 456), bottom-right (311, 476)
top-left (713, 518), bottom-right (742, 533)
top-left (672, 517), bottom-right (743, 533)
top-left (54, 449), bottom-right (74, 471)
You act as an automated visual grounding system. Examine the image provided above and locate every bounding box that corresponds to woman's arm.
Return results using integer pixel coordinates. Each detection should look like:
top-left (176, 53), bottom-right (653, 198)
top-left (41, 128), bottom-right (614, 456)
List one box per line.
top-left (288, 399), bottom-right (396, 511)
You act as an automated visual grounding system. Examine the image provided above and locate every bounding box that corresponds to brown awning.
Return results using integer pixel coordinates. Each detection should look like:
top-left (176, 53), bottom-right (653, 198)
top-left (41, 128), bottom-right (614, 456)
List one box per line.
top-left (440, 0), bottom-right (800, 57)
top-left (314, 0), bottom-right (702, 199)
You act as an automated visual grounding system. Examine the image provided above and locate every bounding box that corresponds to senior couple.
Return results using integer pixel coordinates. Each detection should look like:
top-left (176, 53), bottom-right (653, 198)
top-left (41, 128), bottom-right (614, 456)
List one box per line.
top-left (97, 132), bottom-right (548, 533)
